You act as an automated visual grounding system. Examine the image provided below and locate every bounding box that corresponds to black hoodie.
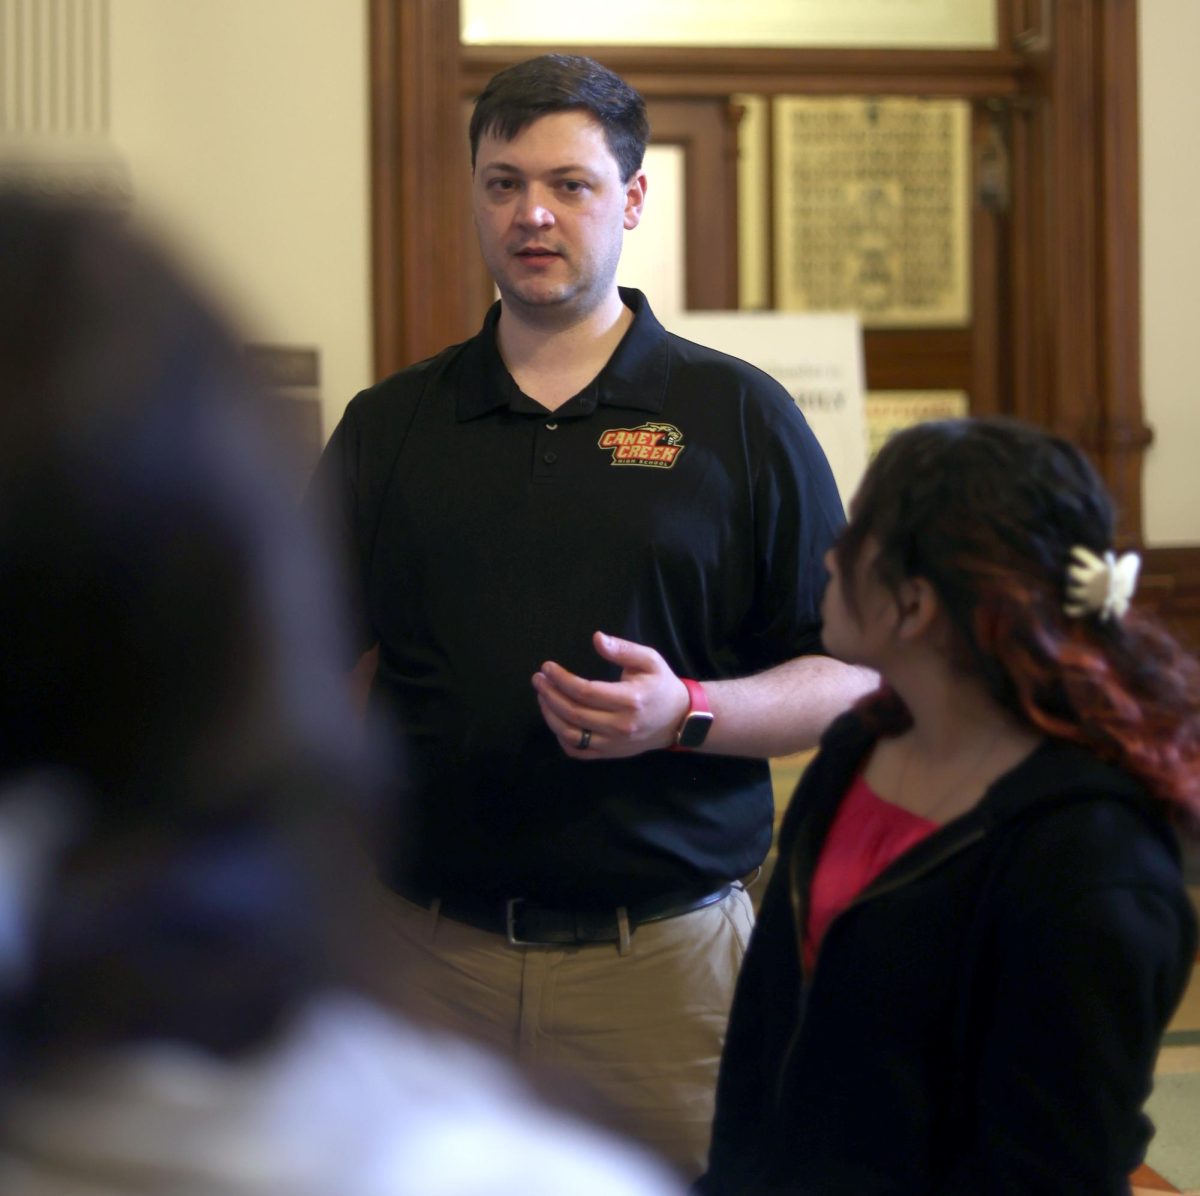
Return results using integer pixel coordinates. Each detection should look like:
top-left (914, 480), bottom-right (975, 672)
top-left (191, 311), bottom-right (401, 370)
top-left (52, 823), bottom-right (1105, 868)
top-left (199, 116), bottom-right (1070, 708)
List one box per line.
top-left (700, 711), bottom-right (1197, 1196)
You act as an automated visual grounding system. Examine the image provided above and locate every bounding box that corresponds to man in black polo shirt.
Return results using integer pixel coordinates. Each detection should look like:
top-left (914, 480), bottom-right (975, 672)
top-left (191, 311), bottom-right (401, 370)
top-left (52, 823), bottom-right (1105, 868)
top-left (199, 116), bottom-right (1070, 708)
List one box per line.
top-left (314, 54), bottom-right (874, 1178)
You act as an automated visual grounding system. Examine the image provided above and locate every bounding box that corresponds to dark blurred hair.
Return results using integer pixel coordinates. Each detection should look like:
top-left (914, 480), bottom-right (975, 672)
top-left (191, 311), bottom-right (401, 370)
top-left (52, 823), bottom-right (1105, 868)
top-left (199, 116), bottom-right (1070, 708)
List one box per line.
top-left (836, 417), bottom-right (1200, 819)
top-left (0, 190), bottom-right (381, 1072)
top-left (469, 53), bottom-right (649, 182)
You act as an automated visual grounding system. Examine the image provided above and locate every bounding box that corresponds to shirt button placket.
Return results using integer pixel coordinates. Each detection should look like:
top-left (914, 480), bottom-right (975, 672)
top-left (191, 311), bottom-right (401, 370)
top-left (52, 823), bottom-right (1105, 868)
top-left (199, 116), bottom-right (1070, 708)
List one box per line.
top-left (534, 419), bottom-right (561, 481)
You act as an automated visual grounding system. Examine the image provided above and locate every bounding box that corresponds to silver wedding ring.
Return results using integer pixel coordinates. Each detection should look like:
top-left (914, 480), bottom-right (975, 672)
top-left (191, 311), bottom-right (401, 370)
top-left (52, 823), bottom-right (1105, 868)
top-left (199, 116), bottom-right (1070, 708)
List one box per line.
top-left (577, 728), bottom-right (592, 750)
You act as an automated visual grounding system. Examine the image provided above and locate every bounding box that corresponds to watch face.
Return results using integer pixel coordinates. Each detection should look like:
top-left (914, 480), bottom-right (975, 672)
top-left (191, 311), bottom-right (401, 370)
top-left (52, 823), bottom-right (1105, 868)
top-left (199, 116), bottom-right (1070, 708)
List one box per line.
top-left (677, 710), bottom-right (715, 749)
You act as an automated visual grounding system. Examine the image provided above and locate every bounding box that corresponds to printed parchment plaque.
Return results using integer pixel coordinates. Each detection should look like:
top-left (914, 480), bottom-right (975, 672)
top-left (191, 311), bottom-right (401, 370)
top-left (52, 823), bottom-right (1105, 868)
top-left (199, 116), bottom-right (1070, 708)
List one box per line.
top-left (866, 390), bottom-right (969, 459)
top-left (773, 97), bottom-right (970, 327)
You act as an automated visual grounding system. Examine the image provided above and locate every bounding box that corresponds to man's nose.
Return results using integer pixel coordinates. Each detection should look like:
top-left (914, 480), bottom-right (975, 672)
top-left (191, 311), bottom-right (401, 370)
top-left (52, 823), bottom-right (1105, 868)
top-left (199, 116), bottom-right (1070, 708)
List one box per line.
top-left (515, 187), bottom-right (554, 227)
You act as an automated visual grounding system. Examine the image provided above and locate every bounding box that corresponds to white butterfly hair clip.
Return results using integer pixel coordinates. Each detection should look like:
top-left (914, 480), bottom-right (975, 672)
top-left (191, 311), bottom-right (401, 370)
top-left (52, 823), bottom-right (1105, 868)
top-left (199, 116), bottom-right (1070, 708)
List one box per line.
top-left (1063, 546), bottom-right (1141, 621)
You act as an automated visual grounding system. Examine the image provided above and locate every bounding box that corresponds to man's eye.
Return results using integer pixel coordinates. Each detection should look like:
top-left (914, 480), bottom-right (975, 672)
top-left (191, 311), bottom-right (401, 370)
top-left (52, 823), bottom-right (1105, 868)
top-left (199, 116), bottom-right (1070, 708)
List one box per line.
top-left (488, 178), bottom-right (517, 192)
top-left (560, 181), bottom-right (586, 194)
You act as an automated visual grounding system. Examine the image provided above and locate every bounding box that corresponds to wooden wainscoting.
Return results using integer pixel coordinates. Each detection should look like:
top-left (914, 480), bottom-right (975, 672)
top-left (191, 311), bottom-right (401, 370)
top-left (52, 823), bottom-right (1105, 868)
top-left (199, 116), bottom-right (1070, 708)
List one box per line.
top-left (1138, 547), bottom-right (1200, 654)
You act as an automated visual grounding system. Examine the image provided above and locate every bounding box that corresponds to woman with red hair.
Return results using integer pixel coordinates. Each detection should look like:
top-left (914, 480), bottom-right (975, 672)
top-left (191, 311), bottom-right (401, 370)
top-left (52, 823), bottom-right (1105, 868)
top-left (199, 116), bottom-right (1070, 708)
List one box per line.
top-left (700, 417), bottom-right (1199, 1195)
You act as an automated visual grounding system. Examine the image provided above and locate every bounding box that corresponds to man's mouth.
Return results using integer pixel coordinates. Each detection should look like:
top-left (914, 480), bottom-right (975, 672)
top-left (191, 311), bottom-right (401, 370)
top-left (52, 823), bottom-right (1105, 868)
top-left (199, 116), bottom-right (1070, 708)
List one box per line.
top-left (515, 246), bottom-right (560, 259)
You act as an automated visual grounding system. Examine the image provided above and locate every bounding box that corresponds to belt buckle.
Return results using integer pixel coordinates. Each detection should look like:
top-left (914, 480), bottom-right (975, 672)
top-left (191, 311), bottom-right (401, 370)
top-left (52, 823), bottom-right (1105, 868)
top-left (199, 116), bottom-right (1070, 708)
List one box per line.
top-left (505, 897), bottom-right (534, 946)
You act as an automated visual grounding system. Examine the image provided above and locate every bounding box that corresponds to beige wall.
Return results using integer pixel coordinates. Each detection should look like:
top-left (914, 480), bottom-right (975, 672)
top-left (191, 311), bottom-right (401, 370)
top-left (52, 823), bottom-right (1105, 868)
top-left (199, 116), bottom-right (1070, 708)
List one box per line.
top-left (109, 0), bottom-right (371, 441)
top-left (1140, 0), bottom-right (1200, 546)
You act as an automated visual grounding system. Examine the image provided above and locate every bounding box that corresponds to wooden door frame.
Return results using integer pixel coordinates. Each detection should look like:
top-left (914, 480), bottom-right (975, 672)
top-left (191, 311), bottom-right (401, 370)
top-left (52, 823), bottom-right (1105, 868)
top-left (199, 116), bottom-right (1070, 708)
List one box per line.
top-left (644, 99), bottom-right (741, 310)
top-left (369, 0), bottom-right (1200, 646)
top-left (370, 0), bottom-right (474, 376)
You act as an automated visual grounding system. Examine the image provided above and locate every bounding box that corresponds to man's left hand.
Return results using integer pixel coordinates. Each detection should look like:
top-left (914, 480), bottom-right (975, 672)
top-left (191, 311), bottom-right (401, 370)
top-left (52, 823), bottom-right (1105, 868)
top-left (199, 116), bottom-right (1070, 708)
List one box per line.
top-left (532, 631), bottom-right (691, 760)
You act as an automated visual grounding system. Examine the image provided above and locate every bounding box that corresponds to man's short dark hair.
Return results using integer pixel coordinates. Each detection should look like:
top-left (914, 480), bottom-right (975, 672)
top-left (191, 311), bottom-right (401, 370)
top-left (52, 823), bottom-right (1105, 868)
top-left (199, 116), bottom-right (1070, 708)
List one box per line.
top-left (469, 54), bottom-right (649, 183)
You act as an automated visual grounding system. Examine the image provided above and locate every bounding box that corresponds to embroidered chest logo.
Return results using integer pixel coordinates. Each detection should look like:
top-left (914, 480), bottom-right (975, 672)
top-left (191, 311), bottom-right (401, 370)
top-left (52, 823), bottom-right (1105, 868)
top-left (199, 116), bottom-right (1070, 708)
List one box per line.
top-left (597, 422), bottom-right (685, 469)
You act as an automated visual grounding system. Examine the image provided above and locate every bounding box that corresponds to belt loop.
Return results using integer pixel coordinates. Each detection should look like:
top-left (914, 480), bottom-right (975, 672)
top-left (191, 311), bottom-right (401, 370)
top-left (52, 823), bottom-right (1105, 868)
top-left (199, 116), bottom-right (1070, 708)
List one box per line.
top-left (429, 895), bottom-right (442, 940)
top-left (616, 905), bottom-right (632, 956)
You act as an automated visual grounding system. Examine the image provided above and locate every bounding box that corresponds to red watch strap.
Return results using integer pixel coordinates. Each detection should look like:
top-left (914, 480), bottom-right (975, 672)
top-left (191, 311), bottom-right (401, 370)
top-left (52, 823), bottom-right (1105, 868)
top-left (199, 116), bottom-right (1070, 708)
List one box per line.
top-left (668, 678), bottom-right (712, 751)
top-left (681, 677), bottom-right (710, 715)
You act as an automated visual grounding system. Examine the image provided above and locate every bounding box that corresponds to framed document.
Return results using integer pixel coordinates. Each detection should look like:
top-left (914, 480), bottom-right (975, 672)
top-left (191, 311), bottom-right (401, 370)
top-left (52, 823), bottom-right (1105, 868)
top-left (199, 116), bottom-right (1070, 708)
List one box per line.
top-left (866, 390), bottom-right (969, 460)
top-left (773, 97), bottom-right (971, 328)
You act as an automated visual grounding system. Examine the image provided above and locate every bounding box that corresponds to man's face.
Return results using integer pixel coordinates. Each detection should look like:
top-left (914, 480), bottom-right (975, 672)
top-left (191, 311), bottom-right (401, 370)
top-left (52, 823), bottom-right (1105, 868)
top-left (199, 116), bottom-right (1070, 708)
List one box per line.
top-left (471, 110), bottom-right (646, 323)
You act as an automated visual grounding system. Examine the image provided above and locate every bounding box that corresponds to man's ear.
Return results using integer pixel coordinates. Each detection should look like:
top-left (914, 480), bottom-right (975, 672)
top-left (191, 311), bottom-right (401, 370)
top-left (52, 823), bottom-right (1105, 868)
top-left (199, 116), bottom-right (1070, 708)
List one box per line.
top-left (623, 170), bottom-right (647, 231)
top-left (894, 576), bottom-right (940, 642)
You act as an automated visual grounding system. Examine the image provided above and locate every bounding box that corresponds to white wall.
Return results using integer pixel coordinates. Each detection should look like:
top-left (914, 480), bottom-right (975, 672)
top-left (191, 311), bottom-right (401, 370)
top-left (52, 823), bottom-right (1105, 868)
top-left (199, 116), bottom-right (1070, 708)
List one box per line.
top-left (1140, 0), bottom-right (1200, 545)
top-left (109, 0), bottom-right (372, 440)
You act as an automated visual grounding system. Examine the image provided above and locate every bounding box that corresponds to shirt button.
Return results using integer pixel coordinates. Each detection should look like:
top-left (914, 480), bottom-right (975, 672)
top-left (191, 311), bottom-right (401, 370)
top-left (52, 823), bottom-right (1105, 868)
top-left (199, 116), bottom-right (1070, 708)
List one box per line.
top-left (543, 451), bottom-right (558, 464)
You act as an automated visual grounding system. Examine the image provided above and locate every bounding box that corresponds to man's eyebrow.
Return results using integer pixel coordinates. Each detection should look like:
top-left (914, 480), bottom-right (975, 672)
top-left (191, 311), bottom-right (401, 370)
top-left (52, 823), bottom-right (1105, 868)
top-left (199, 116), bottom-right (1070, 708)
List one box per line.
top-left (479, 161), bottom-right (591, 176)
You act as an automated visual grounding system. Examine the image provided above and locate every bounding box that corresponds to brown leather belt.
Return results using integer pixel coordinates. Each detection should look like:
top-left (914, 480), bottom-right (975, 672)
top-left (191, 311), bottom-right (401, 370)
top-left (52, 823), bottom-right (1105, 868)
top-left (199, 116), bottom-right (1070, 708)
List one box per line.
top-left (399, 883), bottom-right (732, 946)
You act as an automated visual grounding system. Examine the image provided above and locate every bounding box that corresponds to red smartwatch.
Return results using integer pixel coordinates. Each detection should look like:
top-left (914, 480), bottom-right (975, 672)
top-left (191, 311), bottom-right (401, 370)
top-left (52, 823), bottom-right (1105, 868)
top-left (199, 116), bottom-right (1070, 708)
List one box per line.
top-left (672, 678), bottom-right (714, 750)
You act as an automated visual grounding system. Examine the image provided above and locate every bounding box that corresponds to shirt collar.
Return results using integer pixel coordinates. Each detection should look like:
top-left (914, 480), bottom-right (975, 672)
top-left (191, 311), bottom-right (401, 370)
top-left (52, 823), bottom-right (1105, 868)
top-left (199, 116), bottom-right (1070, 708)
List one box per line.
top-left (454, 288), bottom-right (670, 421)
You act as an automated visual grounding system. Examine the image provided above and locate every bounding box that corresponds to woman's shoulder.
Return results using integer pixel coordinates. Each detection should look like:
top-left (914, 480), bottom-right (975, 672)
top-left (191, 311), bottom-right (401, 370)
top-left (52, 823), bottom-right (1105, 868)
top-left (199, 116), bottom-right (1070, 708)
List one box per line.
top-left (987, 738), bottom-right (1186, 872)
top-left (980, 743), bottom-right (1196, 949)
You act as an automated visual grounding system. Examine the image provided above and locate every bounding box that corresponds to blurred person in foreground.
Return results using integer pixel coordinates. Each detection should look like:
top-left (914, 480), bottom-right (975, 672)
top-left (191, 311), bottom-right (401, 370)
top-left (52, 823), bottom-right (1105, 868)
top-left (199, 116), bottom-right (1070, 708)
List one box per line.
top-left (699, 417), bottom-right (1200, 1195)
top-left (0, 189), bottom-right (682, 1196)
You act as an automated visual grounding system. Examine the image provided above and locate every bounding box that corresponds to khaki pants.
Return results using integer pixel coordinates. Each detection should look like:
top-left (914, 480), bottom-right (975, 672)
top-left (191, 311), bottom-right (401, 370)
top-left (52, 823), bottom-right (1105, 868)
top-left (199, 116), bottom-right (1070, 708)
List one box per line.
top-left (373, 885), bottom-right (755, 1181)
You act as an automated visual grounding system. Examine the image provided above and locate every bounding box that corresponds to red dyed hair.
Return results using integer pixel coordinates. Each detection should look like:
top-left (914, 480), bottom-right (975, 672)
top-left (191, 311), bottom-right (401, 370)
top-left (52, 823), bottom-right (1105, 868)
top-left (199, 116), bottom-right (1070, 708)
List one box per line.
top-left (839, 419), bottom-right (1200, 823)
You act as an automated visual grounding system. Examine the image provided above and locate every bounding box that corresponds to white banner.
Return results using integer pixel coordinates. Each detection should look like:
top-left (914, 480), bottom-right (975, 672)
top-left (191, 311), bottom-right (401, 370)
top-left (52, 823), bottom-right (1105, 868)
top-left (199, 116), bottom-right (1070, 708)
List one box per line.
top-left (665, 311), bottom-right (867, 509)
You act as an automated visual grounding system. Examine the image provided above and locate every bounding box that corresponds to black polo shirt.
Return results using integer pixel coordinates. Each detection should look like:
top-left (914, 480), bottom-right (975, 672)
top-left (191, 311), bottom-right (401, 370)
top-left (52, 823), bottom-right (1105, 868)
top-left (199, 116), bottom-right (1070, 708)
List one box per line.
top-left (317, 289), bottom-right (844, 907)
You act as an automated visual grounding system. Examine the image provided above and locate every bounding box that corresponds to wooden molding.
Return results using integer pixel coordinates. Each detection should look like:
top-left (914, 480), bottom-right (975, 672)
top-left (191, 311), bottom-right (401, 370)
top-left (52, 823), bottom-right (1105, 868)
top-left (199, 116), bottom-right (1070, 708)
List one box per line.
top-left (1094, 0), bottom-right (1149, 543)
top-left (1140, 547), bottom-right (1200, 653)
top-left (370, 0), bottom-right (476, 378)
top-left (646, 99), bottom-right (739, 309)
top-left (460, 44), bottom-right (1025, 100)
top-left (1006, 0), bottom-right (1150, 542)
top-left (862, 330), bottom-right (973, 393)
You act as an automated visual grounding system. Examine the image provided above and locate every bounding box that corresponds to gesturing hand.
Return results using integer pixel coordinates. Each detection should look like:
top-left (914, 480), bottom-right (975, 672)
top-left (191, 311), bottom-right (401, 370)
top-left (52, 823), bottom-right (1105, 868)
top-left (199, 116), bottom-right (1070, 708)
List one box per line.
top-left (532, 631), bottom-right (692, 760)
